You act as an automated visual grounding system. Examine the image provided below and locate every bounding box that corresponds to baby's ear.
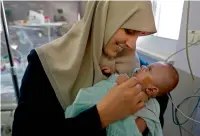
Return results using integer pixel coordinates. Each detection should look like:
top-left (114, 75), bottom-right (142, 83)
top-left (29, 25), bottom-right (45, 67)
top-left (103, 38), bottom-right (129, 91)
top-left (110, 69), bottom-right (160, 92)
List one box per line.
top-left (116, 74), bottom-right (130, 85)
top-left (145, 85), bottom-right (159, 97)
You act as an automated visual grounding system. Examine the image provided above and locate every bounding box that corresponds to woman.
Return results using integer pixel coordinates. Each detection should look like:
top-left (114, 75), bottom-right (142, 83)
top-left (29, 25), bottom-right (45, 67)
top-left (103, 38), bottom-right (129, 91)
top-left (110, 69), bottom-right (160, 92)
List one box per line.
top-left (12, 1), bottom-right (168, 136)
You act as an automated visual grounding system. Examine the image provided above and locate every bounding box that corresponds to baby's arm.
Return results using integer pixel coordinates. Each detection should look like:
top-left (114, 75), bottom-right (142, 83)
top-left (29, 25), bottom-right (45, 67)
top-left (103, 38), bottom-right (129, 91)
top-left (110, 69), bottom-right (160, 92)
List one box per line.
top-left (135, 118), bottom-right (147, 133)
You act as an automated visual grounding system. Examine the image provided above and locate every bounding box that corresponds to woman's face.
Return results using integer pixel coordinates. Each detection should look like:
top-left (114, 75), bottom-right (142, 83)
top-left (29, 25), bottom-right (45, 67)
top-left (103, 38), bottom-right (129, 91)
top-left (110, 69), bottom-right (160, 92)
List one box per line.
top-left (103, 28), bottom-right (144, 58)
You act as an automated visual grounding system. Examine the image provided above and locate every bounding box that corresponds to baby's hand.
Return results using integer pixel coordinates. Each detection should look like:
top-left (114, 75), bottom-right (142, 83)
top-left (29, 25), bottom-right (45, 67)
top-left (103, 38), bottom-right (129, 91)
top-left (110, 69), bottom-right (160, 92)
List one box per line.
top-left (135, 117), bottom-right (147, 133)
top-left (116, 74), bottom-right (130, 85)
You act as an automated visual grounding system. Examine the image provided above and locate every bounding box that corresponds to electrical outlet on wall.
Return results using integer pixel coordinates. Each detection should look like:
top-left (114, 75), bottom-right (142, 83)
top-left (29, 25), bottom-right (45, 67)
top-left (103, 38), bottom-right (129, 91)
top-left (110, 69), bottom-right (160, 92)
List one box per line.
top-left (188, 30), bottom-right (200, 45)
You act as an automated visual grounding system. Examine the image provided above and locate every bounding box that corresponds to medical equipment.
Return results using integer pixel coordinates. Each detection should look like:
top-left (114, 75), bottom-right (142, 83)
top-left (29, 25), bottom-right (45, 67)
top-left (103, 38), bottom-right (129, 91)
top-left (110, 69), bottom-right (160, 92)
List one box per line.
top-left (164, 1), bottom-right (200, 135)
top-left (168, 89), bottom-right (200, 136)
top-left (185, 0), bottom-right (194, 80)
top-left (192, 101), bottom-right (200, 136)
top-left (1, 1), bottom-right (20, 102)
top-left (174, 88), bottom-right (200, 126)
top-left (168, 94), bottom-right (200, 124)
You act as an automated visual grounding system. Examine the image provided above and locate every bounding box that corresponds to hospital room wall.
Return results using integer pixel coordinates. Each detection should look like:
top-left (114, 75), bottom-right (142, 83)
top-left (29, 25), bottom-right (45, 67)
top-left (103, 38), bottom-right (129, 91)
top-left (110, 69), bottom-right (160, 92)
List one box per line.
top-left (136, 35), bottom-right (177, 61)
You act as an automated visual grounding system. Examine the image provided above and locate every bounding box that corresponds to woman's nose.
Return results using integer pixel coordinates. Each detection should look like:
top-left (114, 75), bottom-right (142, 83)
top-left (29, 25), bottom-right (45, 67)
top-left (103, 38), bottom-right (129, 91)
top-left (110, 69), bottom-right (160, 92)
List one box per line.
top-left (126, 36), bottom-right (138, 49)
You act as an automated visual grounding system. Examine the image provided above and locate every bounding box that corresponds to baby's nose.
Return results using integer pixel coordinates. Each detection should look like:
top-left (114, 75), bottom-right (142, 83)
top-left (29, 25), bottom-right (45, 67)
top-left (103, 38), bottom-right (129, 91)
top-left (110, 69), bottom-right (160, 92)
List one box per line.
top-left (141, 65), bottom-right (148, 71)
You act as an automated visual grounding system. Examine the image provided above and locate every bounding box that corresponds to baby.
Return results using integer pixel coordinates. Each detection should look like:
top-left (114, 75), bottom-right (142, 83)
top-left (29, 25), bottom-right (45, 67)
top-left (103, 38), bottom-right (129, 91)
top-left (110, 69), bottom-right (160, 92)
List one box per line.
top-left (65, 53), bottom-right (179, 136)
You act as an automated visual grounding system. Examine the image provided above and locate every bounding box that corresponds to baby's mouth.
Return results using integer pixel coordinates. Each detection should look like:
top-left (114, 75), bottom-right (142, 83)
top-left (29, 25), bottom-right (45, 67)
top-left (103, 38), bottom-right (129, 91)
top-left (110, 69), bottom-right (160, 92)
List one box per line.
top-left (133, 72), bottom-right (137, 77)
top-left (133, 68), bottom-right (141, 77)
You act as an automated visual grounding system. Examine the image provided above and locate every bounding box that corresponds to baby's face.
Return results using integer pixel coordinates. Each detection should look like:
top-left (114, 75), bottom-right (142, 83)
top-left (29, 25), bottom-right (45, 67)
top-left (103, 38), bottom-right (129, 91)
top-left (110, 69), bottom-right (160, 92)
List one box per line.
top-left (116, 62), bottom-right (178, 97)
top-left (133, 62), bottom-right (172, 97)
top-left (134, 62), bottom-right (170, 81)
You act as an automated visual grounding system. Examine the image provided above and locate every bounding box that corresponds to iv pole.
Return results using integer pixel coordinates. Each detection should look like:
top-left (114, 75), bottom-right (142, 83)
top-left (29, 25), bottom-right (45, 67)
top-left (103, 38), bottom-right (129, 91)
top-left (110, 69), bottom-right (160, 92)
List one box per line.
top-left (1, 1), bottom-right (20, 103)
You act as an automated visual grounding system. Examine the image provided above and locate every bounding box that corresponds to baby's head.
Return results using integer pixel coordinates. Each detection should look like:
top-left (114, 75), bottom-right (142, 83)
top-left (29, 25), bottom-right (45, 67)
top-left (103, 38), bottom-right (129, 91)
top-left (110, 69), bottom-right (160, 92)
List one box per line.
top-left (133, 62), bottom-right (179, 97)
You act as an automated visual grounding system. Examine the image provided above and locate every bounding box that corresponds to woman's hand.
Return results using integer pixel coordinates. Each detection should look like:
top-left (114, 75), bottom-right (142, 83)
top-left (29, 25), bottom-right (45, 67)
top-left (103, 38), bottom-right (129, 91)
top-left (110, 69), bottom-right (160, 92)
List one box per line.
top-left (97, 77), bottom-right (148, 128)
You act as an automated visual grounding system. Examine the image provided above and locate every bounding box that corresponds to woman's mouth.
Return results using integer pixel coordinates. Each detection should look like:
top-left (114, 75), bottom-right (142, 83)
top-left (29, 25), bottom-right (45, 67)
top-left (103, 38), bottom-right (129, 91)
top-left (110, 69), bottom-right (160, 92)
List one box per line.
top-left (116, 43), bottom-right (124, 53)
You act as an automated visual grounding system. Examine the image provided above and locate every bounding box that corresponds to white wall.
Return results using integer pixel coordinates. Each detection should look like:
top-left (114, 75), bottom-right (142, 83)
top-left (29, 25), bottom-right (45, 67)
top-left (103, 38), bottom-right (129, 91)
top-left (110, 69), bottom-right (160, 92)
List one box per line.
top-left (174, 1), bottom-right (200, 78)
top-left (137, 35), bottom-right (177, 61)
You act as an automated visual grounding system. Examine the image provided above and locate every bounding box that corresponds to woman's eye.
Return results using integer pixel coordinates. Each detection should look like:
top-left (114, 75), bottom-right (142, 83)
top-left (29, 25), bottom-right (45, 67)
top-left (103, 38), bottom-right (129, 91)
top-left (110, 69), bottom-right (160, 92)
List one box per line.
top-left (124, 29), bottom-right (135, 35)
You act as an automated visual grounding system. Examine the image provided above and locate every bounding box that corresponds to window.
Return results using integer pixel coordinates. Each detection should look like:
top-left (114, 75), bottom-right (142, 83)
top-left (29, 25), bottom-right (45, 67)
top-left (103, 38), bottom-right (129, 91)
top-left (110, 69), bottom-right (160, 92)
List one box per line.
top-left (151, 0), bottom-right (184, 40)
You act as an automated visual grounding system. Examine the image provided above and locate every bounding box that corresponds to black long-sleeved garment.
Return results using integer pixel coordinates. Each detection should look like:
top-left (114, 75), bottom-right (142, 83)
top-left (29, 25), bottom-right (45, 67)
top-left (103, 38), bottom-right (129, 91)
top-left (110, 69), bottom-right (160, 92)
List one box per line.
top-left (12, 50), bottom-right (106, 136)
top-left (12, 50), bottom-right (168, 136)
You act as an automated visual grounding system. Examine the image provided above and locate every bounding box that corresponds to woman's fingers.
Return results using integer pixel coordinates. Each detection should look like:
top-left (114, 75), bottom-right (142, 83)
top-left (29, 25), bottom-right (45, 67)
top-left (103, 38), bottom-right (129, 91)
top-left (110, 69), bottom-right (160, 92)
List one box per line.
top-left (120, 76), bottom-right (140, 88)
top-left (130, 100), bottom-right (145, 114)
top-left (137, 101), bottom-right (145, 110)
top-left (125, 84), bottom-right (142, 96)
top-left (137, 91), bottom-right (148, 103)
top-left (97, 76), bottom-right (148, 127)
top-left (119, 76), bottom-right (148, 103)
top-left (116, 74), bottom-right (129, 85)
top-left (132, 91), bottom-right (147, 112)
